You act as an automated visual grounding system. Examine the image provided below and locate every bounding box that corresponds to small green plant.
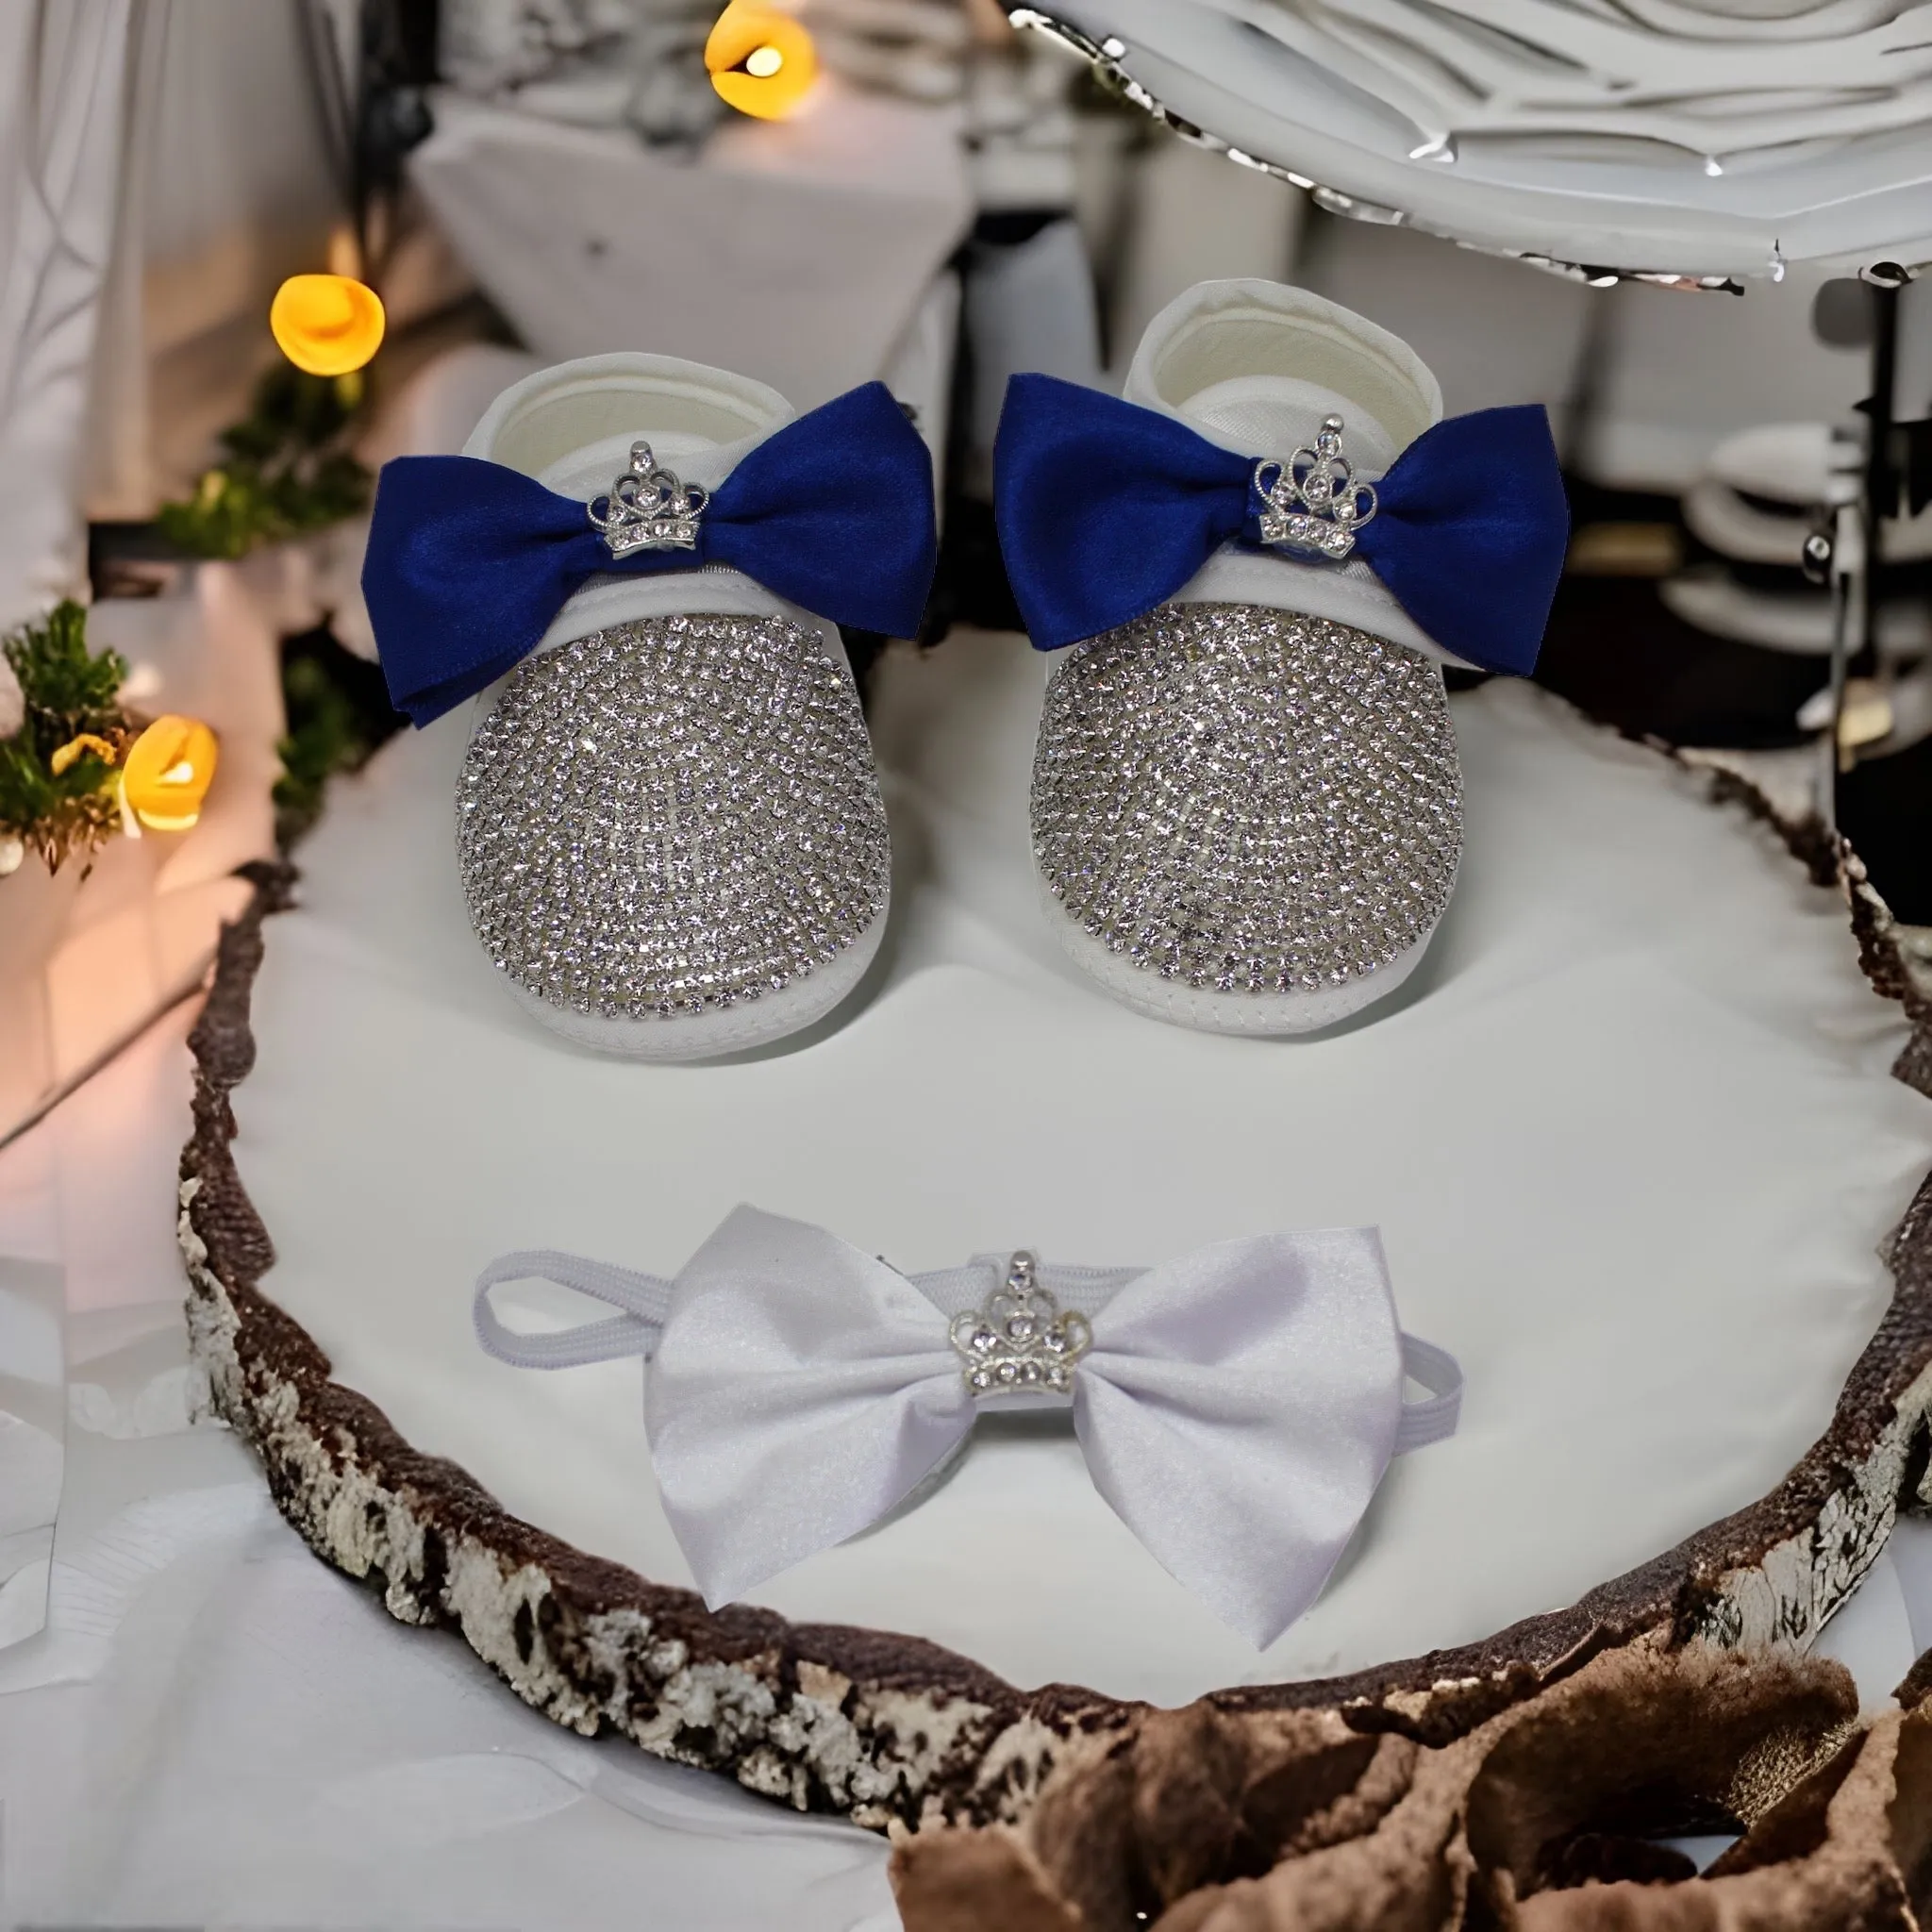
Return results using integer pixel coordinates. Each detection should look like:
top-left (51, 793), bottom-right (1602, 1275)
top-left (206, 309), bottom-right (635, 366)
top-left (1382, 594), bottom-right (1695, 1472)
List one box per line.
top-left (0, 601), bottom-right (131, 873)
top-left (274, 629), bottom-right (406, 849)
top-left (158, 365), bottom-right (373, 560)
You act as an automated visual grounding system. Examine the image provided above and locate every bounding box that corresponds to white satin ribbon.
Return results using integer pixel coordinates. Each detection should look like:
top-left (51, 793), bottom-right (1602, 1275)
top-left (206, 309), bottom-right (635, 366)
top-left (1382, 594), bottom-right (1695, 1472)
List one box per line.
top-left (474, 1206), bottom-right (1460, 1649)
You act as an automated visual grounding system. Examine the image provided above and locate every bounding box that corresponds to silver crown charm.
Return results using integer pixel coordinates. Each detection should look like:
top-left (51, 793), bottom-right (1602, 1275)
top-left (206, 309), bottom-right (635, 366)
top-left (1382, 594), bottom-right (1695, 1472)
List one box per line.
top-left (949, 1250), bottom-right (1092, 1397)
top-left (1254, 415), bottom-right (1378, 560)
top-left (587, 441), bottom-right (709, 557)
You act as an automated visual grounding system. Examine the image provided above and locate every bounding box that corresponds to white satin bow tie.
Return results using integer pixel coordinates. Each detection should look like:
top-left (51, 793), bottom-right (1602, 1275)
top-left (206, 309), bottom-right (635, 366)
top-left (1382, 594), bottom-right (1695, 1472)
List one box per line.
top-left (473, 1206), bottom-right (1460, 1649)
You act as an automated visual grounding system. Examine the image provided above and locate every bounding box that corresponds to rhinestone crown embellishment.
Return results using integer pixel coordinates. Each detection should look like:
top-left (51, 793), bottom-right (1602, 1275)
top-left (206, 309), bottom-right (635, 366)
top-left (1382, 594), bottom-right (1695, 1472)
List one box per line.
top-left (949, 1251), bottom-right (1092, 1397)
top-left (587, 441), bottom-right (709, 557)
top-left (1254, 414), bottom-right (1378, 560)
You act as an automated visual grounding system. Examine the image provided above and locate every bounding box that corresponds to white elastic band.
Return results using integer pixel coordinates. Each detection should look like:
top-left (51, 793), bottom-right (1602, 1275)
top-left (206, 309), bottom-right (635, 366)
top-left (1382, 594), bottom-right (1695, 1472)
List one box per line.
top-left (473, 1250), bottom-right (672, 1371)
top-left (1393, 1334), bottom-right (1463, 1453)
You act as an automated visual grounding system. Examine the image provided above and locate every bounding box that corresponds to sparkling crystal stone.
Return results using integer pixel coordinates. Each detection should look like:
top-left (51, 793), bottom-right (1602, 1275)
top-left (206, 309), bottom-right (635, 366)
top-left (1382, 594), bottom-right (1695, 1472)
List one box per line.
top-left (457, 613), bottom-right (889, 1020)
top-left (1031, 604), bottom-right (1463, 995)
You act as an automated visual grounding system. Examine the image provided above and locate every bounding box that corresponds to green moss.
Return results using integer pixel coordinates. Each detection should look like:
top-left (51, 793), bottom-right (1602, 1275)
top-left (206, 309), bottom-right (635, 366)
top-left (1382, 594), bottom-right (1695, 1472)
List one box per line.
top-left (273, 628), bottom-right (406, 849)
top-left (157, 365), bottom-right (373, 560)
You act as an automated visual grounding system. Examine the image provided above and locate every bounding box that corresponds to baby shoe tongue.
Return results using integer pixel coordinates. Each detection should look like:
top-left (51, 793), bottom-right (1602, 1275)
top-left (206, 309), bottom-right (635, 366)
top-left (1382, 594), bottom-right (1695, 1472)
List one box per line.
top-left (1179, 375), bottom-right (1399, 477)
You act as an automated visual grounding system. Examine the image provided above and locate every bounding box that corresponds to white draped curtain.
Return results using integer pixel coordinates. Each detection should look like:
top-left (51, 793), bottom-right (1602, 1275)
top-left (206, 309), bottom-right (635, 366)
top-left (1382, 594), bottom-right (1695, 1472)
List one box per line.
top-left (0, 1), bottom-right (142, 632)
top-left (0, 0), bottom-right (349, 633)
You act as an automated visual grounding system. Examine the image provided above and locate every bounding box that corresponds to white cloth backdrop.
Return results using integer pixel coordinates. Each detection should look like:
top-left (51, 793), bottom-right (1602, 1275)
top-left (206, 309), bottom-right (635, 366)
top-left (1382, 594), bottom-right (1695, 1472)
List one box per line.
top-left (0, 1), bottom-right (138, 630)
top-left (0, 0), bottom-right (349, 612)
top-left (88, 0), bottom-right (346, 520)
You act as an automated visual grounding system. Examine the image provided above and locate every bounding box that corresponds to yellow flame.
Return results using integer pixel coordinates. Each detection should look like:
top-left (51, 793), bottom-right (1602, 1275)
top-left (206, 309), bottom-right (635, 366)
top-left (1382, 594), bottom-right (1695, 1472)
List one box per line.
top-left (707, 5), bottom-right (817, 118)
top-left (122, 715), bottom-right (218, 832)
top-left (270, 273), bottom-right (386, 377)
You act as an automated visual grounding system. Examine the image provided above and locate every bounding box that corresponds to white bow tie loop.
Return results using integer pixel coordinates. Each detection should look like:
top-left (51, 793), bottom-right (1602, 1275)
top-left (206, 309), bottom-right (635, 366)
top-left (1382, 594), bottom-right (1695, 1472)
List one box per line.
top-left (475, 1206), bottom-right (1460, 1650)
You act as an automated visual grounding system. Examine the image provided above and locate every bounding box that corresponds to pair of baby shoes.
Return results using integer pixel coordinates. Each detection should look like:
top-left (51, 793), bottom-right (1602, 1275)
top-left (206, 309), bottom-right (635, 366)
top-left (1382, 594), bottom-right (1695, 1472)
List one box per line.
top-left (362, 280), bottom-right (1569, 1060)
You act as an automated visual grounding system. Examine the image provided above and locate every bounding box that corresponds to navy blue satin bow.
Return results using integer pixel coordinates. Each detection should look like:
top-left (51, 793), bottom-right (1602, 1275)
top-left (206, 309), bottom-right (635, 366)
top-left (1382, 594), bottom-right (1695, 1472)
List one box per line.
top-left (363, 381), bottom-right (937, 726)
top-left (993, 375), bottom-right (1568, 674)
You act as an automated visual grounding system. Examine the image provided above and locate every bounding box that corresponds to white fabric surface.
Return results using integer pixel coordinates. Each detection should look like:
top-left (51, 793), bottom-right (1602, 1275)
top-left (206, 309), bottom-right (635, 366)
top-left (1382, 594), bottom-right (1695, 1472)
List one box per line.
top-left (0, 894), bottom-right (1928, 1923)
top-left (408, 85), bottom-right (973, 413)
top-left (221, 633), bottom-right (1932, 1703)
top-left (0, 1257), bottom-right (63, 1652)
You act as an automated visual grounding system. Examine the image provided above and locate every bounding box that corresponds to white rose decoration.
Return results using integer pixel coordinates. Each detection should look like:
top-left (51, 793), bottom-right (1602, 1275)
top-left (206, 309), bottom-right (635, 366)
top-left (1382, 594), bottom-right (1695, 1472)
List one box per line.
top-left (0, 654), bottom-right (22, 740)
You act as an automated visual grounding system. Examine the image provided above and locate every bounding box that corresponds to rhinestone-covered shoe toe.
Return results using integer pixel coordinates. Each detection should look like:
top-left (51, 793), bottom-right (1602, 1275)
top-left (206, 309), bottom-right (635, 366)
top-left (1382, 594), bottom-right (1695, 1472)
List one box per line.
top-left (1031, 603), bottom-right (1461, 1035)
top-left (458, 610), bottom-right (891, 1058)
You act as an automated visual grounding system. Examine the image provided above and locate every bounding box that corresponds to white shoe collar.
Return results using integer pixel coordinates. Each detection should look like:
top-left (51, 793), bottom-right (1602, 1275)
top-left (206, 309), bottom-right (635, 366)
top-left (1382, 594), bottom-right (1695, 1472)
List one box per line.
top-left (1120, 278), bottom-right (1457, 669)
top-left (463, 351), bottom-right (797, 497)
top-left (458, 353), bottom-right (834, 677)
top-left (1122, 279), bottom-right (1441, 477)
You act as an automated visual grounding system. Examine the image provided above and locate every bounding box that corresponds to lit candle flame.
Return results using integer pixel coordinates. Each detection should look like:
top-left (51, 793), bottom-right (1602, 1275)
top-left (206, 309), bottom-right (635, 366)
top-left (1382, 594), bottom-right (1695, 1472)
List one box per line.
top-left (122, 715), bottom-right (218, 832)
top-left (270, 274), bottom-right (386, 377)
top-left (707, 4), bottom-right (818, 118)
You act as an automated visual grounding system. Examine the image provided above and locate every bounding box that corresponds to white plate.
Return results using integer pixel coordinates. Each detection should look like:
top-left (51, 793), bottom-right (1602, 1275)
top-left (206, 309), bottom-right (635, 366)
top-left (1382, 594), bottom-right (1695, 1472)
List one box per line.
top-left (1019, 0), bottom-right (1932, 275)
top-left (226, 633), bottom-right (1932, 1706)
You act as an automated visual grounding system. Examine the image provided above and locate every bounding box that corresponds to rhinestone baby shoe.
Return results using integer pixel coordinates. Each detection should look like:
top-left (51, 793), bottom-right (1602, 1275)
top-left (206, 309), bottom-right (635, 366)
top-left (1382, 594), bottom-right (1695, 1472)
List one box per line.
top-left (362, 353), bottom-right (937, 1058)
top-left (995, 279), bottom-right (1567, 1034)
